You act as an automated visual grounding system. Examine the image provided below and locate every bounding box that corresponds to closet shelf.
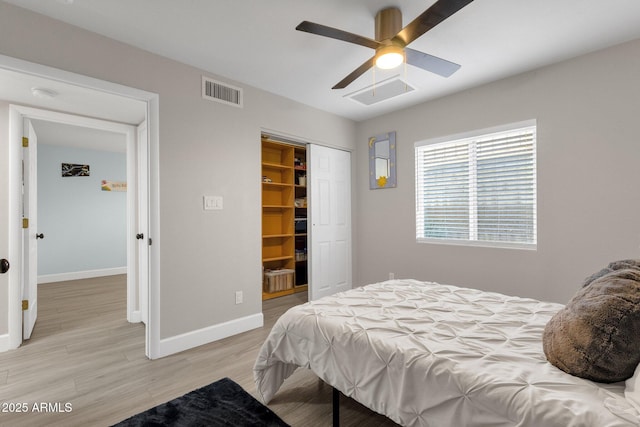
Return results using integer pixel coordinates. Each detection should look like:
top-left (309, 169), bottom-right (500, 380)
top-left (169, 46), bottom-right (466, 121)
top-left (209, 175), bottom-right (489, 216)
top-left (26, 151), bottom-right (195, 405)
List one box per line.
top-left (262, 255), bottom-right (294, 262)
top-left (263, 181), bottom-right (292, 187)
top-left (262, 162), bottom-right (293, 170)
top-left (263, 205), bottom-right (294, 209)
top-left (263, 233), bottom-right (294, 239)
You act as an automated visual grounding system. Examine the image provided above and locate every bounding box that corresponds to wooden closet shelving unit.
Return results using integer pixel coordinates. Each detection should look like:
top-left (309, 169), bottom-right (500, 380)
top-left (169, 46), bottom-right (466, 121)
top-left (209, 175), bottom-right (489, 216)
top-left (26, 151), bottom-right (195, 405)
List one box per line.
top-left (262, 137), bottom-right (308, 300)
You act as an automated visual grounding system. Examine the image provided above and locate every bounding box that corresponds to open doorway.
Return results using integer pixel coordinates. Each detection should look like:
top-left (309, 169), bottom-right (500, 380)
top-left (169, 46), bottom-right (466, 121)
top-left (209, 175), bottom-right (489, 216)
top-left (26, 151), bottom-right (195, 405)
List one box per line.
top-left (14, 107), bottom-right (147, 344)
top-left (0, 54), bottom-right (161, 358)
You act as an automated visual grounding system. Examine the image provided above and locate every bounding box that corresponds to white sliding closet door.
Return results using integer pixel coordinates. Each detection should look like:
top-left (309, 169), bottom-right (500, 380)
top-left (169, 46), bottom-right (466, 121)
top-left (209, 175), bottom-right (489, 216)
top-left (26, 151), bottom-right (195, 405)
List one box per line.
top-left (308, 144), bottom-right (352, 300)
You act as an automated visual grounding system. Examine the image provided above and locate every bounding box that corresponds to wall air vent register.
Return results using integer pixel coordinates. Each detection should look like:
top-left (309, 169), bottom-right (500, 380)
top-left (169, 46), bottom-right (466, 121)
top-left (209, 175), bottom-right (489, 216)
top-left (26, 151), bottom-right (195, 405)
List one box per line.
top-left (202, 76), bottom-right (243, 108)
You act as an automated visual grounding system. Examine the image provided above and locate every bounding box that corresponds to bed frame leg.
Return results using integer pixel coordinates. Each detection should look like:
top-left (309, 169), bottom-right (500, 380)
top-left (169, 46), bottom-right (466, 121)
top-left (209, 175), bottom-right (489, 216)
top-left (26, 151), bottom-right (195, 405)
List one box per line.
top-left (332, 387), bottom-right (340, 427)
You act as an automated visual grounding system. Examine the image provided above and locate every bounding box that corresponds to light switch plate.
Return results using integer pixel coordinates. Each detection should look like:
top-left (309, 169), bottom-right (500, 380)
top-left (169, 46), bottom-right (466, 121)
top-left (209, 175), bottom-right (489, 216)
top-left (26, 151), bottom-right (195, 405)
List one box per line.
top-left (203, 195), bottom-right (223, 210)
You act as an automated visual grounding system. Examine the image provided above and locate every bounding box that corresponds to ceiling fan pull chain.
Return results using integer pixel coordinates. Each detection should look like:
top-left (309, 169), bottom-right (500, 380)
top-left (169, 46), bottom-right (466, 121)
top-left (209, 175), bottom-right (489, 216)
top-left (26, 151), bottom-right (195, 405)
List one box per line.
top-left (372, 66), bottom-right (376, 97)
top-left (404, 58), bottom-right (408, 92)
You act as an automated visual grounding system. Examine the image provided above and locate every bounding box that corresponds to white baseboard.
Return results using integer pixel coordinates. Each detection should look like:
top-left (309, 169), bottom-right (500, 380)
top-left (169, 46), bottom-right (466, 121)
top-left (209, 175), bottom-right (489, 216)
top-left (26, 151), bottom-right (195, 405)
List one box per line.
top-left (155, 312), bottom-right (264, 359)
top-left (129, 310), bottom-right (142, 324)
top-left (38, 267), bottom-right (127, 284)
top-left (0, 334), bottom-right (9, 353)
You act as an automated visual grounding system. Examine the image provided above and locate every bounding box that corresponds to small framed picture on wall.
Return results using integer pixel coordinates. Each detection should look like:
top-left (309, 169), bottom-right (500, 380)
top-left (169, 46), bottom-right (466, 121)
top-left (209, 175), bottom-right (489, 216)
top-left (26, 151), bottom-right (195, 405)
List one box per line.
top-left (61, 163), bottom-right (90, 177)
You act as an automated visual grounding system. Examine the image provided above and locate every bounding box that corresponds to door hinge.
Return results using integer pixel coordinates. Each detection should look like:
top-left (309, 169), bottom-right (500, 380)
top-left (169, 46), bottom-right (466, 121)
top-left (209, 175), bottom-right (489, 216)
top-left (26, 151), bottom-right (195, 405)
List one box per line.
top-left (148, 238), bottom-right (152, 246)
top-left (22, 300), bottom-right (28, 310)
top-left (22, 137), bottom-right (28, 148)
top-left (22, 218), bottom-right (29, 229)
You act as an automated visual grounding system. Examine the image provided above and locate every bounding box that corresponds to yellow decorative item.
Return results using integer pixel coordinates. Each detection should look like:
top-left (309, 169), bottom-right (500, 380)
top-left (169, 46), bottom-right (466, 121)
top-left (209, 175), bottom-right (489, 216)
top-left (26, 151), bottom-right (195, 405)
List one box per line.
top-left (101, 180), bottom-right (127, 192)
top-left (369, 131), bottom-right (397, 189)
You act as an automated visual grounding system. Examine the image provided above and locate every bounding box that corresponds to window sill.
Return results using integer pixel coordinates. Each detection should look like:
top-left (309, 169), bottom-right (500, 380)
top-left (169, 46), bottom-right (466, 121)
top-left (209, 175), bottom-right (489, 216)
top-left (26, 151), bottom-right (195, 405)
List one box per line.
top-left (416, 238), bottom-right (537, 251)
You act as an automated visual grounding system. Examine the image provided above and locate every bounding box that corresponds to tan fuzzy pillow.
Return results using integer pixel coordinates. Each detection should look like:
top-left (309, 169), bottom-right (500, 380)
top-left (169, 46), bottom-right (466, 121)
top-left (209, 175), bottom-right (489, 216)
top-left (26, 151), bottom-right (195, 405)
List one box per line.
top-left (543, 268), bottom-right (640, 383)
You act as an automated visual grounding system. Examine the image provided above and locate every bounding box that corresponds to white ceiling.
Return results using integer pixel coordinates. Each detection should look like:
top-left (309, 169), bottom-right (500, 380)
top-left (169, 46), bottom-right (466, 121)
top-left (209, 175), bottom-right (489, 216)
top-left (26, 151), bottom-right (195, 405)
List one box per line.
top-left (31, 119), bottom-right (127, 153)
top-left (3, 0), bottom-right (640, 122)
top-left (0, 67), bottom-right (146, 124)
top-left (0, 66), bottom-right (144, 152)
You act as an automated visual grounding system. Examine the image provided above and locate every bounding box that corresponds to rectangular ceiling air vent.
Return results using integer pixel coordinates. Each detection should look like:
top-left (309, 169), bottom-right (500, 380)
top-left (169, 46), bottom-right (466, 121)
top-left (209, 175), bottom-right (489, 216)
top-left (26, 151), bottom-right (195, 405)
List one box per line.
top-left (202, 76), bottom-right (243, 108)
top-left (347, 76), bottom-right (415, 106)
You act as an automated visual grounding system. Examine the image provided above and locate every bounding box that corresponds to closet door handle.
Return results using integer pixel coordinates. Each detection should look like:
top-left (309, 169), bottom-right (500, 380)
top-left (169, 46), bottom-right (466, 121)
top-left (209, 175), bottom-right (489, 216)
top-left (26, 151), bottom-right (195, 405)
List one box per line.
top-left (136, 233), bottom-right (144, 240)
top-left (36, 233), bottom-right (44, 239)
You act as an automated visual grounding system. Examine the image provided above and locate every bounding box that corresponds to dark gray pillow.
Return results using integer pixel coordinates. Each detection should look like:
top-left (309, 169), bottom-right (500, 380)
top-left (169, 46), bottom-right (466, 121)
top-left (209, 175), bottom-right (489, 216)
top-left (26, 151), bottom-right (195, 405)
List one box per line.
top-left (543, 268), bottom-right (640, 383)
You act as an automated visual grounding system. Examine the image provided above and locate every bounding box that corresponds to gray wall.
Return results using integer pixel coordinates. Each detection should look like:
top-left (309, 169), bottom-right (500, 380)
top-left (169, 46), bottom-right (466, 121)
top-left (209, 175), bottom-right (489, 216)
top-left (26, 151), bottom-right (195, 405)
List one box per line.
top-left (37, 144), bottom-right (126, 276)
top-left (354, 38), bottom-right (640, 304)
top-left (0, 2), bottom-right (357, 340)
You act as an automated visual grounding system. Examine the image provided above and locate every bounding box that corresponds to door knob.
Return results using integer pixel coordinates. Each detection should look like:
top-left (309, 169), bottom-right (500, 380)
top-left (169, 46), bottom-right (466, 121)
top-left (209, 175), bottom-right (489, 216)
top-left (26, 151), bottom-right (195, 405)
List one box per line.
top-left (136, 233), bottom-right (144, 240)
top-left (0, 259), bottom-right (9, 274)
top-left (36, 233), bottom-right (44, 239)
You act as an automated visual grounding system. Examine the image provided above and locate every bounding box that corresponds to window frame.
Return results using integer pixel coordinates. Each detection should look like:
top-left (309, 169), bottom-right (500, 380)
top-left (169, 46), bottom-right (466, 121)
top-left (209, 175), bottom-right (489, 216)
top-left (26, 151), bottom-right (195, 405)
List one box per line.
top-left (415, 120), bottom-right (537, 250)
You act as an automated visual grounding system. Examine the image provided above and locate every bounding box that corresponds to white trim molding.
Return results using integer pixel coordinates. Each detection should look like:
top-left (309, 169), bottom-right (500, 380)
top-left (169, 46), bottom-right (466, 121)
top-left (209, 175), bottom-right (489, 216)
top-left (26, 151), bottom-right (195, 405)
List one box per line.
top-left (38, 267), bottom-right (127, 284)
top-left (0, 334), bottom-right (9, 353)
top-left (130, 310), bottom-right (142, 324)
top-left (155, 313), bottom-right (264, 359)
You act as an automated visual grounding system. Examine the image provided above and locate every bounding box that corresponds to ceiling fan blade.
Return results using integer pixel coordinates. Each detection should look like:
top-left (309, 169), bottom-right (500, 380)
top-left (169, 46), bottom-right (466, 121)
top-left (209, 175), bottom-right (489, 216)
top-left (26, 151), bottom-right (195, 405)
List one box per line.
top-left (405, 48), bottom-right (461, 77)
top-left (332, 56), bottom-right (376, 89)
top-left (394, 0), bottom-right (474, 46)
top-left (296, 21), bottom-right (381, 50)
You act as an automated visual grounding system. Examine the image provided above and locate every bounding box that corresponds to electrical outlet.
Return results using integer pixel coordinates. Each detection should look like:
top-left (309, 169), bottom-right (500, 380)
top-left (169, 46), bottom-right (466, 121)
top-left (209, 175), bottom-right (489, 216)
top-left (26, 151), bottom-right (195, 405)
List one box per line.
top-left (389, 272), bottom-right (395, 280)
top-left (235, 291), bottom-right (243, 304)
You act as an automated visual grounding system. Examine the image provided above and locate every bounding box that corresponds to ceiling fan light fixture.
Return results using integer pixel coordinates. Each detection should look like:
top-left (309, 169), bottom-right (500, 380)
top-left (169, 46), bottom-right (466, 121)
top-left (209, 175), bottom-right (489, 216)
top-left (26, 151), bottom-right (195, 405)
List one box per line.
top-left (375, 45), bottom-right (404, 69)
top-left (297, 0), bottom-right (472, 89)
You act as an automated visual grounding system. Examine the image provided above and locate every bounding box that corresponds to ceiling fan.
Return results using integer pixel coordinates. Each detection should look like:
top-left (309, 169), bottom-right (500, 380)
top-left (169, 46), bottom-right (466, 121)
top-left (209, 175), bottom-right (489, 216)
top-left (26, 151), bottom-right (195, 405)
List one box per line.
top-left (296, 0), bottom-right (474, 89)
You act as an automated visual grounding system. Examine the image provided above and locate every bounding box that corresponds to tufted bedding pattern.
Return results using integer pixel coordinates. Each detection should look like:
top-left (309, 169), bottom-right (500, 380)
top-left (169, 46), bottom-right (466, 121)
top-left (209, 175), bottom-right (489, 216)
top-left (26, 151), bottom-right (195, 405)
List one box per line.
top-left (254, 279), bottom-right (639, 426)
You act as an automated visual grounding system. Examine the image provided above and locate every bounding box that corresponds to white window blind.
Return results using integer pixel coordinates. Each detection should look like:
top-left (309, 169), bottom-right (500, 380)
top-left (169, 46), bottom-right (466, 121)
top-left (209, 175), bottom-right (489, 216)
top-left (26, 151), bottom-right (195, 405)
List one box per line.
top-left (415, 124), bottom-right (536, 249)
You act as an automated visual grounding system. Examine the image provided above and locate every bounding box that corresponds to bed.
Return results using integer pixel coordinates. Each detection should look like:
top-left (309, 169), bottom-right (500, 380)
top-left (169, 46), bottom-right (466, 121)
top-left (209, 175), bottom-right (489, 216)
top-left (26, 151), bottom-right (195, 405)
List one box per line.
top-left (254, 279), bottom-right (640, 426)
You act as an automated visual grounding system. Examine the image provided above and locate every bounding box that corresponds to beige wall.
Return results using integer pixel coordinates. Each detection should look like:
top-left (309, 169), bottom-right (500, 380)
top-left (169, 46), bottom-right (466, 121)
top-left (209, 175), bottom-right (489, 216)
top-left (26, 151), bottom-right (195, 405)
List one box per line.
top-left (354, 38), bottom-right (640, 303)
top-left (0, 3), bottom-right (356, 340)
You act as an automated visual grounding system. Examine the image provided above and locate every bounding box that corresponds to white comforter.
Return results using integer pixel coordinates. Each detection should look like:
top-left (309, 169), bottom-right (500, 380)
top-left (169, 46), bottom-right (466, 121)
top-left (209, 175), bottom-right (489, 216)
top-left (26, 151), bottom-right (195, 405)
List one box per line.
top-left (254, 279), bottom-right (639, 427)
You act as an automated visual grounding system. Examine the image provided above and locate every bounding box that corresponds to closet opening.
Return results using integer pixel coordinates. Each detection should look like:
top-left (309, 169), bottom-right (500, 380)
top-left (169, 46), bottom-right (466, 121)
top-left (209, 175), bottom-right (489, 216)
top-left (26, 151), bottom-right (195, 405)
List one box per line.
top-left (260, 135), bottom-right (308, 300)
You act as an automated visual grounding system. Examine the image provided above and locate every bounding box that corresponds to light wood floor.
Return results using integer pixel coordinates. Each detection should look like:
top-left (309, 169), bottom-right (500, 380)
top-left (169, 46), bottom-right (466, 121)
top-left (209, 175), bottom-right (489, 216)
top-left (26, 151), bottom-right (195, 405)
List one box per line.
top-left (0, 275), bottom-right (398, 427)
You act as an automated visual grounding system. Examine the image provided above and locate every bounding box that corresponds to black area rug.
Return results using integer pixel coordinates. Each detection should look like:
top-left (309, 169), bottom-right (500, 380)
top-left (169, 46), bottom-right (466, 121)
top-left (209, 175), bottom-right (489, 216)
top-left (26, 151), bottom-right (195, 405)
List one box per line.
top-left (112, 377), bottom-right (289, 427)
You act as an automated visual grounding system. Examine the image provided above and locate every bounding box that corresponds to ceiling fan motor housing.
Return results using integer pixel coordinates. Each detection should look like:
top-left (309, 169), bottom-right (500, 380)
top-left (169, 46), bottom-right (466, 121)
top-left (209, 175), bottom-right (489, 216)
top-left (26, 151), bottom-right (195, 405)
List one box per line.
top-left (374, 8), bottom-right (405, 68)
top-left (375, 7), bottom-right (402, 42)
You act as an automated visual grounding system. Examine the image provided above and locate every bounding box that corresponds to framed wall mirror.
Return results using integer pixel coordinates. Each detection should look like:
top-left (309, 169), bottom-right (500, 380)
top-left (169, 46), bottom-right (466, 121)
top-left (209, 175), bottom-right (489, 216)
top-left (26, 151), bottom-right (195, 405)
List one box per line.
top-left (369, 131), bottom-right (397, 189)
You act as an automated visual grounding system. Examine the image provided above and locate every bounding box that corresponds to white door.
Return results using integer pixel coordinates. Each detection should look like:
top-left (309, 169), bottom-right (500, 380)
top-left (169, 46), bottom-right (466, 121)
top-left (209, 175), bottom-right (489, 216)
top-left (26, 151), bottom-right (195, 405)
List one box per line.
top-left (137, 121), bottom-right (149, 325)
top-left (308, 144), bottom-right (352, 300)
top-left (0, 108), bottom-right (13, 349)
top-left (22, 119), bottom-right (38, 339)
